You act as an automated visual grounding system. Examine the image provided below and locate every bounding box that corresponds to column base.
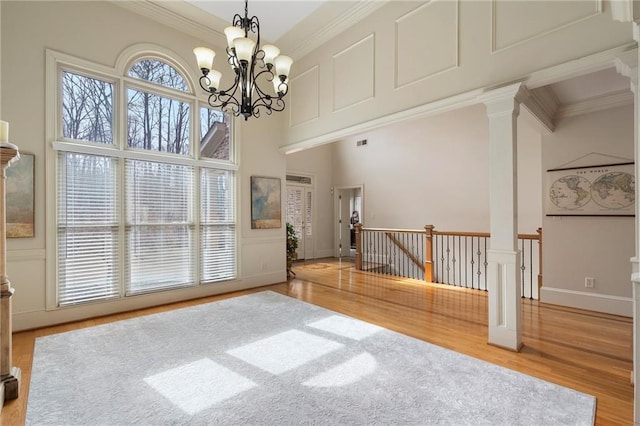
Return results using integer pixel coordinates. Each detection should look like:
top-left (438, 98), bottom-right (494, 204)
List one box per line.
top-left (487, 249), bottom-right (522, 351)
top-left (489, 339), bottom-right (524, 353)
top-left (2, 366), bottom-right (21, 400)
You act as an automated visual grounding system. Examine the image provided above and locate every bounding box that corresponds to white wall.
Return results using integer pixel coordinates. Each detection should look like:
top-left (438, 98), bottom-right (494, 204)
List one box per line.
top-left (332, 104), bottom-right (542, 233)
top-left (285, 142), bottom-right (334, 259)
top-left (541, 104), bottom-right (634, 316)
top-left (286, 103), bottom-right (543, 259)
top-left (2, 1), bottom-right (287, 330)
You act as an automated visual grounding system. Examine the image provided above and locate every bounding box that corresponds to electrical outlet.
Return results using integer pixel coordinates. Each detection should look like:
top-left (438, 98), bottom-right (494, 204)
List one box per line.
top-left (585, 277), bottom-right (595, 288)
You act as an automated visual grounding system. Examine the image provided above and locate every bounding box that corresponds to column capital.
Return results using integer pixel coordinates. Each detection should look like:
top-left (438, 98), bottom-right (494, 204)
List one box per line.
top-left (611, 0), bottom-right (640, 28)
top-left (479, 82), bottom-right (529, 117)
top-left (615, 49), bottom-right (638, 91)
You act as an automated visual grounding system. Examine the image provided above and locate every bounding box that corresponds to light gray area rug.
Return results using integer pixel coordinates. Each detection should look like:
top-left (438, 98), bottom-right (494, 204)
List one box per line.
top-left (27, 291), bottom-right (595, 425)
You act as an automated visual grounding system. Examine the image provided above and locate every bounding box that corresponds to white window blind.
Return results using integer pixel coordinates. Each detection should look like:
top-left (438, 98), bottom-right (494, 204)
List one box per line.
top-left (57, 152), bottom-right (119, 305)
top-left (201, 169), bottom-right (236, 282)
top-left (125, 160), bottom-right (194, 294)
top-left (54, 54), bottom-right (237, 308)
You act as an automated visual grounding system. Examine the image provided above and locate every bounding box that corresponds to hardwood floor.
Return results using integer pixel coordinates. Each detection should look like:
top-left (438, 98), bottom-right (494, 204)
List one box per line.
top-left (2, 258), bottom-right (633, 425)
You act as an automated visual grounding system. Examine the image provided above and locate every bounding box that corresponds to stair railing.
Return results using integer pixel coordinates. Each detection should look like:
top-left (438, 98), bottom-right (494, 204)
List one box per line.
top-left (355, 224), bottom-right (542, 299)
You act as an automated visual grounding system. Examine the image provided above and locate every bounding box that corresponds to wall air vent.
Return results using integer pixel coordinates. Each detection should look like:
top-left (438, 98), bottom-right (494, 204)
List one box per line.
top-left (356, 139), bottom-right (368, 147)
top-left (286, 174), bottom-right (312, 185)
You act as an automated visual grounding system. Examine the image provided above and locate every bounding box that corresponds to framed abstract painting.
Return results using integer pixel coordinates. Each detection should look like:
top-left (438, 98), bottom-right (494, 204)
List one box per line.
top-left (251, 176), bottom-right (281, 229)
top-left (6, 152), bottom-right (35, 237)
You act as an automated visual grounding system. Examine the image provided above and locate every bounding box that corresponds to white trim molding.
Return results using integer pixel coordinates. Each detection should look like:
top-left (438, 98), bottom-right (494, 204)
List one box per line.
top-left (540, 286), bottom-right (632, 317)
top-left (556, 89), bottom-right (634, 119)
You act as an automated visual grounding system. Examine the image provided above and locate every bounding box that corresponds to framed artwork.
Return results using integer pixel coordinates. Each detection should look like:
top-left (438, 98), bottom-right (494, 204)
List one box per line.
top-left (251, 176), bottom-right (281, 229)
top-left (546, 162), bottom-right (634, 216)
top-left (6, 152), bottom-right (35, 237)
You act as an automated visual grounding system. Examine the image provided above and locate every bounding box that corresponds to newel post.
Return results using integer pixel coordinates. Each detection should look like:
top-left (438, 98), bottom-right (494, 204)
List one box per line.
top-left (355, 223), bottom-right (363, 270)
top-left (537, 227), bottom-right (543, 290)
top-left (424, 225), bottom-right (434, 282)
top-left (0, 142), bottom-right (20, 402)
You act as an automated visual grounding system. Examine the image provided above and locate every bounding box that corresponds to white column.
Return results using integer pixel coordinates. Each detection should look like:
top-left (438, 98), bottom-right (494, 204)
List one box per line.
top-left (480, 83), bottom-right (526, 351)
top-left (615, 40), bottom-right (640, 425)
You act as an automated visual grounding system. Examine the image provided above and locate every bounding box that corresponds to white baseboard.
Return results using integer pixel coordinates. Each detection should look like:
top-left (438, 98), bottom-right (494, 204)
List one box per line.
top-left (314, 249), bottom-right (335, 259)
top-left (13, 271), bottom-right (286, 332)
top-left (540, 287), bottom-right (632, 317)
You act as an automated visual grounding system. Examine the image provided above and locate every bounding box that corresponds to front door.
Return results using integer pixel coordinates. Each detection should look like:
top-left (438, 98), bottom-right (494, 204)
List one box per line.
top-left (286, 184), bottom-right (313, 260)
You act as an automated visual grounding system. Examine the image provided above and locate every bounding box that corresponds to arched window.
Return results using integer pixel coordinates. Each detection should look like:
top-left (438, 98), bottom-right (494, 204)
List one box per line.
top-left (48, 47), bottom-right (237, 308)
top-left (127, 59), bottom-right (189, 92)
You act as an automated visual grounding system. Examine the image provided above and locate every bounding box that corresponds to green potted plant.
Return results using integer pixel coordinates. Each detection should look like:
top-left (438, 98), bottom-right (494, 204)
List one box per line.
top-left (286, 222), bottom-right (299, 278)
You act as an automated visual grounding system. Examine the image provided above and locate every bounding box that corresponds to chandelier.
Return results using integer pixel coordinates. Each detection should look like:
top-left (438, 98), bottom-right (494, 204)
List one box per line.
top-left (194, 0), bottom-right (293, 120)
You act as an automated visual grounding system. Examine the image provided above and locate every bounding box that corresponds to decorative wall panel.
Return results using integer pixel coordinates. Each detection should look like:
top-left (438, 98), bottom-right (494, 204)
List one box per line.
top-left (492, 0), bottom-right (601, 52)
top-left (395, 0), bottom-right (458, 89)
top-left (333, 34), bottom-right (375, 112)
top-left (290, 65), bottom-right (320, 127)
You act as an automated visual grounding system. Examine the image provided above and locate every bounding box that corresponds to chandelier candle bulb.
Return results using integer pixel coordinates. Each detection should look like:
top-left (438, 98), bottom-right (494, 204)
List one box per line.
top-left (262, 45), bottom-right (280, 67)
top-left (234, 38), bottom-right (256, 63)
top-left (193, 47), bottom-right (215, 72)
top-left (0, 121), bottom-right (8, 142)
top-left (275, 56), bottom-right (293, 79)
top-left (224, 26), bottom-right (244, 49)
top-left (207, 70), bottom-right (222, 91)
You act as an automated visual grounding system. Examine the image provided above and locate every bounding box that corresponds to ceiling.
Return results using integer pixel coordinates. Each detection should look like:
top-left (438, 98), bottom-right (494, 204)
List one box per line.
top-left (185, 0), bottom-right (328, 42)
top-left (550, 67), bottom-right (630, 105)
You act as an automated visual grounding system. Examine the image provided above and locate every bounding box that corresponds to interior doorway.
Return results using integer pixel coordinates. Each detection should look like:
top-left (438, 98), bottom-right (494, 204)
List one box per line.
top-left (334, 186), bottom-right (363, 258)
top-left (286, 182), bottom-right (314, 260)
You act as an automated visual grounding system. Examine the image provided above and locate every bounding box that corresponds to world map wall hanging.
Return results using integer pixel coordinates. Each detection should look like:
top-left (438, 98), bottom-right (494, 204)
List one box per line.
top-left (546, 162), bottom-right (635, 216)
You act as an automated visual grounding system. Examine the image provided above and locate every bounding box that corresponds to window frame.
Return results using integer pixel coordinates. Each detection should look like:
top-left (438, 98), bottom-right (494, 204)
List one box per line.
top-left (45, 47), bottom-right (239, 311)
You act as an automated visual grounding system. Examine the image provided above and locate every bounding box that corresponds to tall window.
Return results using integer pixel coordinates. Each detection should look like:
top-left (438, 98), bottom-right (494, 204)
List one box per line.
top-left (54, 55), bottom-right (236, 307)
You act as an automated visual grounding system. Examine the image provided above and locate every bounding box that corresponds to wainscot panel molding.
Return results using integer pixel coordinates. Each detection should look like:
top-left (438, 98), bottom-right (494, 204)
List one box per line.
top-left (7, 249), bottom-right (45, 262)
top-left (284, 1), bottom-right (630, 148)
top-left (290, 65), bottom-right (320, 126)
top-left (395, 0), bottom-right (459, 88)
top-left (491, 0), bottom-right (602, 53)
top-left (332, 34), bottom-right (375, 112)
top-left (282, 44), bottom-right (636, 153)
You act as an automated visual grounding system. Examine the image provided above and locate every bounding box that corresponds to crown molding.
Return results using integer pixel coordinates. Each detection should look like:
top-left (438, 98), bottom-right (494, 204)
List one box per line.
top-left (522, 86), bottom-right (559, 132)
top-left (556, 89), bottom-right (633, 119)
top-left (112, 1), bottom-right (388, 61)
top-left (525, 42), bottom-right (637, 88)
top-left (281, 1), bottom-right (388, 60)
top-left (111, 0), bottom-right (227, 47)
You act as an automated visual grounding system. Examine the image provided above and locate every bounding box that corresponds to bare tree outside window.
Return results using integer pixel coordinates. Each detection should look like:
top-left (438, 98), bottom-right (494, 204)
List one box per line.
top-left (62, 72), bottom-right (114, 144)
top-left (128, 59), bottom-right (189, 92)
top-left (127, 89), bottom-right (190, 155)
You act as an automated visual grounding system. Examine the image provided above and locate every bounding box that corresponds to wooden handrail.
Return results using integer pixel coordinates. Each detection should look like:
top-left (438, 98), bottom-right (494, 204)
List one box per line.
top-left (359, 227), bottom-right (424, 234)
top-left (433, 230), bottom-right (490, 238)
top-left (385, 232), bottom-right (424, 272)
